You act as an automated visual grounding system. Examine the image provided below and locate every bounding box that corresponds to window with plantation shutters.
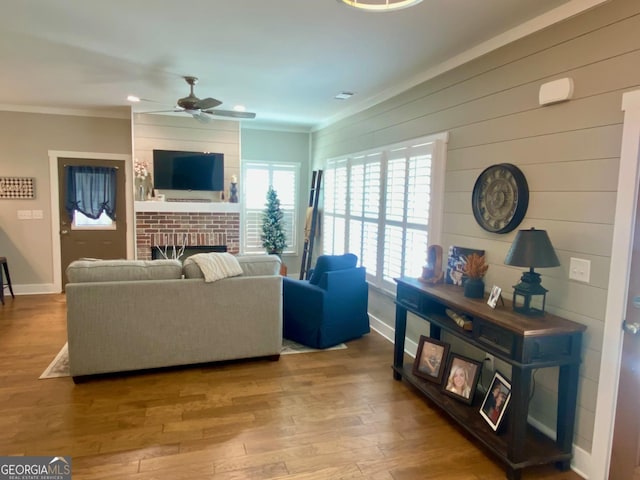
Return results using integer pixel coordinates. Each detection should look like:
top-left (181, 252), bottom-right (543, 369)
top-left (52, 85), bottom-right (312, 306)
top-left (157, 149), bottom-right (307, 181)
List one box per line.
top-left (323, 133), bottom-right (447, 293)
top-left (242, 162), bottom-right (299, 254)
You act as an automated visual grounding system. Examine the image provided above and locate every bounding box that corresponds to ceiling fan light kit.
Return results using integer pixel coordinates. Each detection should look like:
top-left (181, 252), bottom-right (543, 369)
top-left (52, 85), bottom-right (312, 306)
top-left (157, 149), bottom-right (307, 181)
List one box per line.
top-left (338, 0), bottom-right (423, 12)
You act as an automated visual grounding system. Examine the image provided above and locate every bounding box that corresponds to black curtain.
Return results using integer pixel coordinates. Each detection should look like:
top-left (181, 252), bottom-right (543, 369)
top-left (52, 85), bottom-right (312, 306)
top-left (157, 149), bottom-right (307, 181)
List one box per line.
top-left (64, 166), bottom-right (117, 221)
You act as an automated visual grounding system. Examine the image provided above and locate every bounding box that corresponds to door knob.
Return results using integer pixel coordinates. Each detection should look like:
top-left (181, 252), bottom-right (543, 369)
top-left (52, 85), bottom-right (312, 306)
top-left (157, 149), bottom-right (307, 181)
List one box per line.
top-left (60, 229), bottom-right (69, 235)
top-left (623, 320), bottom-right (640, 335)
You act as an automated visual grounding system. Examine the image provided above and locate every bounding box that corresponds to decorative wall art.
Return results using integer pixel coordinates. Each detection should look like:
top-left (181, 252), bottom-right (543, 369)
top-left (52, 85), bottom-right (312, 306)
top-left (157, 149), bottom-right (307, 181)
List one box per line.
top-left (0, 177), bottom-right (35, 199)
top-left (446, 245), bottom-right (485, 286)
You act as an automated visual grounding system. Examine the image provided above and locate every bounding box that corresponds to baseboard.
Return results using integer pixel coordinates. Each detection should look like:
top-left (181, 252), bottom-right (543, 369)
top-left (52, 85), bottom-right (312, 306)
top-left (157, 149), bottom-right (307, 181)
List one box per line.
top-left (5, 283), bottom-right (59, 295)
top-left (368, 312), bottom-right (591, 479)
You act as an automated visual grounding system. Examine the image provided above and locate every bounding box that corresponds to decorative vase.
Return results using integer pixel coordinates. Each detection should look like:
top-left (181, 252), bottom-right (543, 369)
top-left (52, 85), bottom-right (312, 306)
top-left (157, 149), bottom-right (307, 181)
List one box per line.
top-left (464, 278), bottom-right (485, 298)
top-left (230, 182), bottom-right (238, 203)
top-left (135, 178), bottom-right (145, 201)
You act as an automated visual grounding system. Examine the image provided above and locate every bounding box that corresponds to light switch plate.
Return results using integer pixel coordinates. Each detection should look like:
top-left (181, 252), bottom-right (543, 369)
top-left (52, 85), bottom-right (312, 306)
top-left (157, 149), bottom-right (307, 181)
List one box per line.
top-left (569, 257), bottom-right (591, 283)
top-left (32, 209), bottom-right (44, 219)
top-left (17, 209), bottom-right (32, 220)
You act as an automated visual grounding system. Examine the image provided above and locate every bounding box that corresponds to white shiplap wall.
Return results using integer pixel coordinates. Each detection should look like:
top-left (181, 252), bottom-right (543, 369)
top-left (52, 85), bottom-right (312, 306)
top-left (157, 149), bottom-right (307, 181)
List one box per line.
top-left (133, 113), bottom-right (240, 202)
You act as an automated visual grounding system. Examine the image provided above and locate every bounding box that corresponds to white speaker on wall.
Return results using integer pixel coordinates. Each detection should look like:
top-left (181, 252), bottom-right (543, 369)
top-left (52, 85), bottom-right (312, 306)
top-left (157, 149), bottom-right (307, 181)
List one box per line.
top-left (539, 78), bottom-right (574, 106)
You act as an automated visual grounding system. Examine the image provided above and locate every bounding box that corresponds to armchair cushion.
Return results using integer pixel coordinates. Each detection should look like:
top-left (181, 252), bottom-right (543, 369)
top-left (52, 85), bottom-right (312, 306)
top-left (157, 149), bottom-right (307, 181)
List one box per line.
top-left (309, 253), bottom-right (357, 285)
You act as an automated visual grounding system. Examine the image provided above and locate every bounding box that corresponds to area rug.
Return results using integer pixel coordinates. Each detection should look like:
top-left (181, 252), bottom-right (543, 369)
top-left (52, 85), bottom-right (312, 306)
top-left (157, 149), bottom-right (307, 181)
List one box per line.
top-left (39, 340), bottom-right (346, 379)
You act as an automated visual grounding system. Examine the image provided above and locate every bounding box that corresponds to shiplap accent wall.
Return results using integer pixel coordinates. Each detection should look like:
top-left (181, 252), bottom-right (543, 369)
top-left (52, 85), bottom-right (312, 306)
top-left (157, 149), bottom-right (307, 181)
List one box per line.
top-left (132, 113), bottom-right (240, 202)
top-left (312, 0), bottom-right (640, 454)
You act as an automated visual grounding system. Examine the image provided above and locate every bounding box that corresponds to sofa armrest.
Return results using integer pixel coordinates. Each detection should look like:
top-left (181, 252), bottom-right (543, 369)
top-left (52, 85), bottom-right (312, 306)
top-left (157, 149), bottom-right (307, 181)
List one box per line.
top-left (282, 278), bottom-right (326, 341)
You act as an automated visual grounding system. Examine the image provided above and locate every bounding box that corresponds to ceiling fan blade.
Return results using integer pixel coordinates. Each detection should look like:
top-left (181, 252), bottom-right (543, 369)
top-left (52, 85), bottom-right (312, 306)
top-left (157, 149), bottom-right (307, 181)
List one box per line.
top-left (192, 111), bottom-right (212, 124)
top-left (139, 108), bottom-right (183, 114)
top-left (196, 97), bottom-right (222, 110)
top-left (204, 109), bottom-right (256, 119)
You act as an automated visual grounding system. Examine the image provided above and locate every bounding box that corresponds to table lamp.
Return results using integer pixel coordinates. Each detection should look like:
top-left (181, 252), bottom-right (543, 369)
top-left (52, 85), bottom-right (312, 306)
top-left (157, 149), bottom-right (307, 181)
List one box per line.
top-left (504, 228), bottom-right (560, 316)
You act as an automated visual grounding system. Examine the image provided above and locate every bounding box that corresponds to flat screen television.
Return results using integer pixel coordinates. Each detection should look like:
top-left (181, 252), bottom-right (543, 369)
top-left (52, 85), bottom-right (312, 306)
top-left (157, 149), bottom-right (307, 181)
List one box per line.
top-left (153, 150), bottom-right (224, 191)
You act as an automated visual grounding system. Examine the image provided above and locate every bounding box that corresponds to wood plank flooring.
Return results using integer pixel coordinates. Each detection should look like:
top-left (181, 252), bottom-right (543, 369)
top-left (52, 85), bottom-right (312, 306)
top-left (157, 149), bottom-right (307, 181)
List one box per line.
top-left (0, 294), bottom-right (583, 479)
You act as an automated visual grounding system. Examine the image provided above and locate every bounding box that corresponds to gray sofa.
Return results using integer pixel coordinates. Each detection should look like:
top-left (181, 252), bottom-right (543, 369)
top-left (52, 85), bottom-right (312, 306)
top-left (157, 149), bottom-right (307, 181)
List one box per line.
top-left (65, 255), bottom-right (283, 380)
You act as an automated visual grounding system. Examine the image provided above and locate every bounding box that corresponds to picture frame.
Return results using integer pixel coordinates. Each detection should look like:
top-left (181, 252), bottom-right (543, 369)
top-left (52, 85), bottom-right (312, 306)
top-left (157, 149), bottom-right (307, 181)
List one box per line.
top-left (412, 335), bottom-right (450, 384)
top-left (442, 353), bottom-right (482, 405)
top-left (446, 245), bottom-right (485, 286)
top-left (487, 285), bottom-right (502, 309)
top-left (480, 371), bottom-right (512, 432)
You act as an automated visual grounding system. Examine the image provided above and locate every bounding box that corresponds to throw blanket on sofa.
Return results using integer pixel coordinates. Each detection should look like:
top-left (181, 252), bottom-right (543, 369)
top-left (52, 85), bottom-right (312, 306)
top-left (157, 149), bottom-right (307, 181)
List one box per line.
top-left (190, 253), bottom-right (243, 283)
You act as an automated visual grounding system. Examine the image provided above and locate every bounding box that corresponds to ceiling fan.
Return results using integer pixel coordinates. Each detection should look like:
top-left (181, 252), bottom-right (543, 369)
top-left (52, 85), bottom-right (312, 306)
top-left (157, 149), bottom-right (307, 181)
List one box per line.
top-left (145, 76), bottom-right (256, 122)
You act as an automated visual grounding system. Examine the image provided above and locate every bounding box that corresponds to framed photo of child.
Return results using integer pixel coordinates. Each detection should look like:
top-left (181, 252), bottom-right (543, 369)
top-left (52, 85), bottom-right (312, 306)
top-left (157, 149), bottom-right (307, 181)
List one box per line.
top-left (412, 336), bottom-right (449, 384)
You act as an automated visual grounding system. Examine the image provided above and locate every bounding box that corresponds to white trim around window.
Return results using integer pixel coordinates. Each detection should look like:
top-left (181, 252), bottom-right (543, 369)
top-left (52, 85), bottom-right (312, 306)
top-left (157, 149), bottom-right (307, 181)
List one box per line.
top-left (241, 161), bottom-right (300, 255)
top-left (323, 131), bottom-right (448, 293)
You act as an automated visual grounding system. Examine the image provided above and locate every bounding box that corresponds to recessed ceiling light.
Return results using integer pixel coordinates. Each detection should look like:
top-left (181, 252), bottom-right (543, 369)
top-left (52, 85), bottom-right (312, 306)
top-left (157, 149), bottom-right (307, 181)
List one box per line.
top-left (233, 105), bottom-right (246, 112)
top-left (337, 0), bottom-right (422, 12)
top-left (335, 92), bottom-right (355, 100)
top-left (127, 95), bottom-right (140, 102)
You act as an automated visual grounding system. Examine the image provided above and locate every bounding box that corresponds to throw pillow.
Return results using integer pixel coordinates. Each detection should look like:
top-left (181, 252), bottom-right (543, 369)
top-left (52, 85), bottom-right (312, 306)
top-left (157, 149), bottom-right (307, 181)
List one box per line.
top-left (188, 253), bottom-right (244, 283)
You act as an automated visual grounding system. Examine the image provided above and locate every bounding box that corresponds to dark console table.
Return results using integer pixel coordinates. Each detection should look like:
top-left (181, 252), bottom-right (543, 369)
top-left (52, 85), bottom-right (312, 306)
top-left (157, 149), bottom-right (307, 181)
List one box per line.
top-left (393, 277), bottom-right (585, 480)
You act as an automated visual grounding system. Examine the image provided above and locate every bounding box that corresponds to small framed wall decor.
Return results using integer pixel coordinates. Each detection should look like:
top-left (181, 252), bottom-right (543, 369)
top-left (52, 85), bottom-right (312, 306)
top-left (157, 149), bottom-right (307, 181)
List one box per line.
top-left (442, 354), bottom-right (482, 405)
top-left (0, 177), bottom-right (35, 199)
top-left (413, 336), bottom-right (449, 384)
top-left (480, 371), bottom-right (512, 432)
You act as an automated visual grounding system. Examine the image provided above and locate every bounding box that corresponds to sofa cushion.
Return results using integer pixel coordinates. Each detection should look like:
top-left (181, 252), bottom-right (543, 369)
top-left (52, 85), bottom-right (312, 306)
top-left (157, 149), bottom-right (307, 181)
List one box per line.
top-left (66, 259), bottom-right (183, 283)
top-left (237, 255), bottom-right (281, 276)
top-left (184, 254), bottom-right (281, 278)
top-left (309, 253), bottom-right (358, 285)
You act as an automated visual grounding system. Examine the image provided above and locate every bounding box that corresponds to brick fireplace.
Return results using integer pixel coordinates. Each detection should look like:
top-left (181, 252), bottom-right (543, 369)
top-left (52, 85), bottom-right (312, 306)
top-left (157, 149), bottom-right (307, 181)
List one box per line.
top-left (135, 202), bottom-right (240, 260)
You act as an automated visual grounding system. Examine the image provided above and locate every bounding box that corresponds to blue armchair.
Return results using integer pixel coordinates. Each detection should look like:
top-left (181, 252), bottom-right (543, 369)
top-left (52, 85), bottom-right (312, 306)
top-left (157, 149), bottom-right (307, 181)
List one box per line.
top-left (283, 253), bottom-right (370, 349)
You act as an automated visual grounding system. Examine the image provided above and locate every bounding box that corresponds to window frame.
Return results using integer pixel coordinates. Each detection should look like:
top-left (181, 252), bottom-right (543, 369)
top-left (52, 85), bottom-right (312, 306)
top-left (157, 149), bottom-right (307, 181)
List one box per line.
top-left (323, 132), bottom-right (448, 293)
top-left (241, 161), bottom-right (300, 256)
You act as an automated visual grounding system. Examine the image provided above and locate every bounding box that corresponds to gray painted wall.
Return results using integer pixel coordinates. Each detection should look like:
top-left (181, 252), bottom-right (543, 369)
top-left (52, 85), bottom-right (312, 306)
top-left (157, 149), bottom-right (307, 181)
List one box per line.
top-left (311, 0), bottom-right (640, 453)
top-left (0, 111), bottom-right (131, 289)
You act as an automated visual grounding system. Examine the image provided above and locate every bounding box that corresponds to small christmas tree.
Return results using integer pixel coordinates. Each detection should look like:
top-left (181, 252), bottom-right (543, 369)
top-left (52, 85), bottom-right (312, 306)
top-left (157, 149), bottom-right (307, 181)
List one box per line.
top-left (261, 186), bottom-right (287, 255)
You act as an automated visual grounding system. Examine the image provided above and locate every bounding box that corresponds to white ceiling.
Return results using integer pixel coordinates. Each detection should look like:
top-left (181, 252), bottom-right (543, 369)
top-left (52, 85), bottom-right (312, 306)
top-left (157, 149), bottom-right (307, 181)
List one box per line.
top-left (0, 0), bottom-right (598, 130)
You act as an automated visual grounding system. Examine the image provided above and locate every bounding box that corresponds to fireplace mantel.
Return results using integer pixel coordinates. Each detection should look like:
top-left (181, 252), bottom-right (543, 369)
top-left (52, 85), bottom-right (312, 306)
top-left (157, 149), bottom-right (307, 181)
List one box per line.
top-left (134, 201), bottom-right (240, 213)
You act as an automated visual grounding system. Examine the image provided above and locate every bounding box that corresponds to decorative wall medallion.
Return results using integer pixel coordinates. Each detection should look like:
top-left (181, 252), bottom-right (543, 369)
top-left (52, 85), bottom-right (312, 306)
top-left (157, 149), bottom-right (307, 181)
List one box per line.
top-left (472, 163), bottom-right (528, 234)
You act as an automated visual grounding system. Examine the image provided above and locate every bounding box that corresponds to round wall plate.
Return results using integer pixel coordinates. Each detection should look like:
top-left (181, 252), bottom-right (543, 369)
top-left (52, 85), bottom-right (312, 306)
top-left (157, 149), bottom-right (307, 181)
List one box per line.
top-left (472, 163), bottom-right (529, 234)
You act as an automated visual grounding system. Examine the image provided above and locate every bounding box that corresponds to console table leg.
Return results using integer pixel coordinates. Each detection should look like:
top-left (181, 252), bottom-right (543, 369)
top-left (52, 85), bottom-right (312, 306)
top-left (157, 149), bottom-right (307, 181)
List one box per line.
top-left (393, 305), bottom-right (408, 378)
top-left (508, 366), bottom-right (532, 462)
top-left (506, 467), bottom-right (521, 480)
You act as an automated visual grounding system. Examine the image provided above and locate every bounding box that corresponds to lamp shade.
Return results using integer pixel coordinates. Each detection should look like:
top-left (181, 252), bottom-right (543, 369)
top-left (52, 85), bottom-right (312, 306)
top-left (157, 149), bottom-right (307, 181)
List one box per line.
top-left (504, 228), bottom-right (560, 268)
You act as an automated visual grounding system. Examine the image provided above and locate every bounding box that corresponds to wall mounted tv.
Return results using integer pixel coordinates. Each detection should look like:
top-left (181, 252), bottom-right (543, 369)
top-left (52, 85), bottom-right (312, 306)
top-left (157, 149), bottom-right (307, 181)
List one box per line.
top-left (153, 150), bottom-right (224, 191)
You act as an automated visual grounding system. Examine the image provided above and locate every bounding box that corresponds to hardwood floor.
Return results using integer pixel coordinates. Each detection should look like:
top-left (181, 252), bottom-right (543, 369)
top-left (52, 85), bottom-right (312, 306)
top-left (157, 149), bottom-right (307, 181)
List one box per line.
top-left (0, 294), bottom-right (583, 480)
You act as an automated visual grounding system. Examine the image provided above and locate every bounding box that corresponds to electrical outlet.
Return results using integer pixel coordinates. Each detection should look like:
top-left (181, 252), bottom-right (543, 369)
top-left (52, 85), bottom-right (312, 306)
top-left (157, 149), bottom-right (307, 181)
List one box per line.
top-left (484, 354), bottom-right (494, 372)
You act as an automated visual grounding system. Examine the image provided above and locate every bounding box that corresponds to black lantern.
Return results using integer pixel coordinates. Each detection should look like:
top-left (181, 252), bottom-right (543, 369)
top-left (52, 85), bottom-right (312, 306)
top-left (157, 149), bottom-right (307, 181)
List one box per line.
top-left (504, 228), bottom-right (560, 316)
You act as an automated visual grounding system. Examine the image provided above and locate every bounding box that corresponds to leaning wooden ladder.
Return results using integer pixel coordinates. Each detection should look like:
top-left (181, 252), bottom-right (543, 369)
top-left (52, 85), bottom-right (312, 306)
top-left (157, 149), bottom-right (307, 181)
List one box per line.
top-left (299, 170), bottom-right (323, 280)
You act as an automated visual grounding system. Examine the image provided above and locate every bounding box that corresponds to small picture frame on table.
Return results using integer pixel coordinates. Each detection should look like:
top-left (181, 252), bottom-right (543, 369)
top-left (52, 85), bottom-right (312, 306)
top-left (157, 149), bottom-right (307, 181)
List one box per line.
top-left (487, 285), bottom-right (502, 309)
top-left (480, 371), bottom-right (512, 432)
top-left (413, 336), bottom-right (450, 384)
top-left (442, 354), bottom-right (482, 405)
